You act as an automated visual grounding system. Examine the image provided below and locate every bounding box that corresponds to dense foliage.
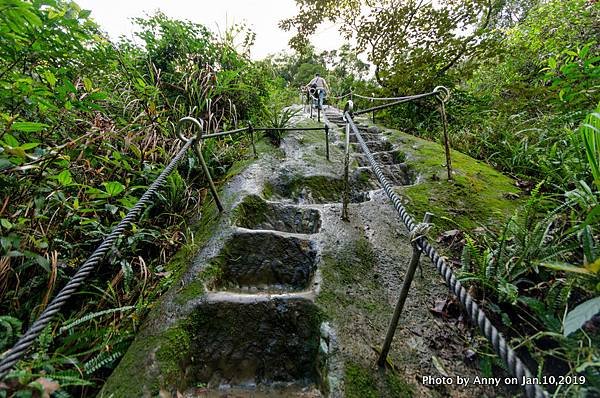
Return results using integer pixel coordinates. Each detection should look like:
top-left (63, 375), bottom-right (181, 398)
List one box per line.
top-left (0, 1), bottom-right (280, 395)
top-left (0, 0), bottom-right (599, 396)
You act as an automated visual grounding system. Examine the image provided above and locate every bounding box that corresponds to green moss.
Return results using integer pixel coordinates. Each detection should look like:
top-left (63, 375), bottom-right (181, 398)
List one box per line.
top-left (377, 125), bottom-right (523, 234)
top-left (164, 197), bottom-right (221, 283)
top-left (262, 181), bottom-right (274, 199)
top-left (100, 322), bottom-right (192, 397)
top-left (273, 174), bottom-right (350, 203)
top-left (174, 279), bottom-right (206, 305)
top-left (231, 194), bottom-right (269, 228)
top-left (98, 333), bottom-right (160, 397)
top-left (386, 371), bottom-right (415, 397)
top-left (155, 324), bottom-right (192, 388)
top-left (345, 363), bottom-right (378, 398)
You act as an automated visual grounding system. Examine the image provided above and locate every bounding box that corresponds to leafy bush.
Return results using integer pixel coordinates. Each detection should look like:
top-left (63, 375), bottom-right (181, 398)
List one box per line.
top-left (0, 1), bottom-right (275, 395)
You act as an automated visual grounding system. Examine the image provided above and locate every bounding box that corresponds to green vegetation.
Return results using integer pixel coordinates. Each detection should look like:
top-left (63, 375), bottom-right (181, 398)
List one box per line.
top-left (0, 1), bottom-right (284, 396)
top-left (1, 0), bottom-right (599, 396)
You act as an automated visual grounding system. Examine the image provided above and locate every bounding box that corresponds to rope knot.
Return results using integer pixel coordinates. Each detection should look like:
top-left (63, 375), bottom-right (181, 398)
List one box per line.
top-left (409, 222), bottom-right (432, 243)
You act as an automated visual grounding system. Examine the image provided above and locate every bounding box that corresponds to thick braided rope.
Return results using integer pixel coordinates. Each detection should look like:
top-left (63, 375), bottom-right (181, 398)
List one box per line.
top-left (330, 92), bottom-right (352, 100)
top-left (353, 92), bottom-right (436, 101)
top-left (344, 112), bottom-right (548, 398)
top-left (0, 138), bottom-right (195, 379)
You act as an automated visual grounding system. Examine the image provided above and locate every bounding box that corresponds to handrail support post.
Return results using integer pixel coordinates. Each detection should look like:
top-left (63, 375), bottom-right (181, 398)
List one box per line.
top-left (194, 141), bottom-right (224, 213)
top-left (248, 122), bottom-right (257, 158)
top-left (377, 212), bottom-right (433, 367)
top-left (371, 95), bottom-right (375, 123)
top-left (341, 122), bottom-right (351, 221)
top-left (324, 124), bottom-right (330, 161)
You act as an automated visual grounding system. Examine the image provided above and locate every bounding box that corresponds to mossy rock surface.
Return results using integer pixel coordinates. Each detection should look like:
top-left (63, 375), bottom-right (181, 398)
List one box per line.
top-left (357, 118), bottom-right (523, 234)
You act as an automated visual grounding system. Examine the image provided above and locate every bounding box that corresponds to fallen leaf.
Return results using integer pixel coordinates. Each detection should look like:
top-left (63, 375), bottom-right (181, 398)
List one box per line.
top-left (432, 355), bottom-right (449, 377)
top-left (34, 377), bottom-right (59, 398)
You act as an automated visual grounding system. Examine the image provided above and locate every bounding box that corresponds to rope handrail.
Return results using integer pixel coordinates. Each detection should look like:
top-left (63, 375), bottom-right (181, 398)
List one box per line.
top-left (0, 117), bottom-right (331, 379)
top-left (341, 108), bottom-right (548, 398)
top-left (0, 138), bottom-right (195, 379)
top-left (352, 91), bottom-right (438, 115)
top-left (325, 86), bottom-right (451, 104)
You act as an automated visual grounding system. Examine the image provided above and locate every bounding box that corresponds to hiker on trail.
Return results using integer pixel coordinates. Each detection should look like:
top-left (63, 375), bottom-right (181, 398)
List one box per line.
top-left (306, 73), bottom-right (329, 109)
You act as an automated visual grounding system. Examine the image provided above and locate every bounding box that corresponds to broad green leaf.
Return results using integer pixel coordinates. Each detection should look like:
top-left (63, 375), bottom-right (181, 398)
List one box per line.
top-left (20, 143), bottom-right (39, 150)
top-left (540, 261), bottom-right (594, 276)
top-left (586, 258), bottom-right (600, 274)
top-left (57, 170), bottom-right (73, 186)
top-left (2, 134), bottom-right (19, 147)
top-left (79, 9), bottom-right (92, 19)
top-left (129, 145), bottom-right (142, 160)
top-left (43, 70), bottom-right (57, 88)
top-left (103, 181), bottom-right (125, 197)
top-left (0, 219), bottom-right (13, 230)
top-left (564, 296), bottom-right (600, 336)
top-left (11, 122), bottom-right (48, 132)
top-left (0, 158), bottom-right (12, 170)
top-left (88, 91), bottom-right (107, 101)
top-left (83, 77), bottom-right (93, 92)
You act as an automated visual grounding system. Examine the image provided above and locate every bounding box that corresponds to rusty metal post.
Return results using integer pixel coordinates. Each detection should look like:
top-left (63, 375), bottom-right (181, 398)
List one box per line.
top-left (438, 98), bottom-right (452, 181)
top-left (248, 122), bottom-right (257, 158)
top-left (325, 124), bottom-right (330, 161)
top-left (377, 212), bottom-right (433, 367)
top-left (177, 117), bottom-right (224, 212)
top-left (341, 122), bottom-right (351, 221)
top-left (371, 94), bottom-right (375, 123)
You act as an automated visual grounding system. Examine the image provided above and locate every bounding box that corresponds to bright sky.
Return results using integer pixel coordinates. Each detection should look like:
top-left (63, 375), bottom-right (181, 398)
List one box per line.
top-left (77, 0), bottom-right (346, 60)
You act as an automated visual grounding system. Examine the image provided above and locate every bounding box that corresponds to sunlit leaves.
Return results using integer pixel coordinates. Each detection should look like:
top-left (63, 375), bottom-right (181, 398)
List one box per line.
top-left (56, 170), bottom-right (73, 186)
top-left (102, 181), bottom-right (125, 197)
top-left (11, 122), bottom-right (48, 132)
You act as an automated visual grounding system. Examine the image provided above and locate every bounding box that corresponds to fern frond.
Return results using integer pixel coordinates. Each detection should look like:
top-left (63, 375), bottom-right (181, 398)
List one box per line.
top-left (84, 350), bottom-right (123, 374)
top-left (60, 306), bottom-right (134, 334)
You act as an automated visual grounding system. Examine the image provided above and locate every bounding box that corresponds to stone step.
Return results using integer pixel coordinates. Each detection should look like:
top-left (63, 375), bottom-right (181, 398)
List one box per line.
top-left (233, 195), bottom-right (321, 234)
top-left (176, 297), bottom-right (325, 396)
top-left (207, 230), bottom-right (318, 293)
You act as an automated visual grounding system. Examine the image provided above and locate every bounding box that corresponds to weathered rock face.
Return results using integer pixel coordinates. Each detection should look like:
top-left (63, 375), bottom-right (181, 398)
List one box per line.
top-left (185, 298), bottom-right (322, 387)
top-left (212, 231), bottom-right (318, 291)
top-left (234, 195), bottom-right (322, 234)
top-left (268, 173), bottom-right (371, 204)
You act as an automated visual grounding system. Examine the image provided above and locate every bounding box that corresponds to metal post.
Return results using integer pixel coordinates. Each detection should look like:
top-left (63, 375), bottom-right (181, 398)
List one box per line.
top-left (318, 106), bottom-right (321, 123)
top-left (177, 118), bottom-right (224, 213)
top-left (341, 123), bottom-right (351, 221)
top-left (377, 212), bottom-right (433, 367)
top-left (324, 124), bottom-right (330, 161)
top-left (194, 143), bottom-right (223, 213)
top-left (371, 94), bottom-right (375, 123)
top-left (248, 122), bottom-right (257, 158)
top-left (438, 98), bottom-right (452, 181)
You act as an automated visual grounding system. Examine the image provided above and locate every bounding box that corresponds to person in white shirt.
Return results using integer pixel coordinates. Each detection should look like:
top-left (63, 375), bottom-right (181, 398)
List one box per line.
top-left (306, 73), bottom-right (330, 109)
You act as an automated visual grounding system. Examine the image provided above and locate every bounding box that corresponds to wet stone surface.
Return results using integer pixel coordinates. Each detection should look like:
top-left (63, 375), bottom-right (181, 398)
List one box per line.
top-left (351, 140), bottom-right (393, 152)
top-left (268, 174), bottom-right (371, 204)
top-left (234, 195), bottom-right (321, 234)
top-left (185, 298), bottom-right (322, 387)
top-left (211, 231), bottom-right (318, 291)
